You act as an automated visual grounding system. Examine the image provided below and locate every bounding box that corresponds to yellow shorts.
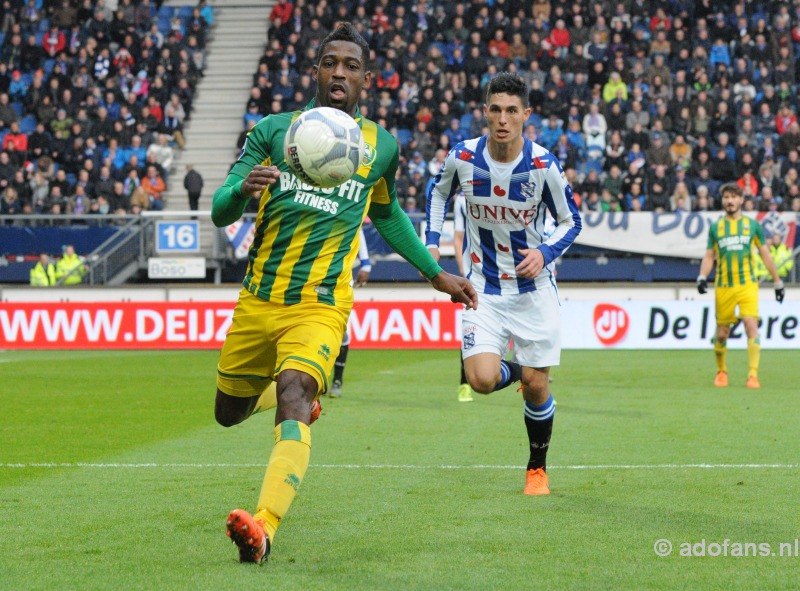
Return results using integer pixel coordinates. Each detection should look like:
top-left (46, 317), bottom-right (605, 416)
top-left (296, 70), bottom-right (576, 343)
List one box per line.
top-left (715, 283), bottom-right (759, 325)
top-left (217, 288), bottom-right (349, 398)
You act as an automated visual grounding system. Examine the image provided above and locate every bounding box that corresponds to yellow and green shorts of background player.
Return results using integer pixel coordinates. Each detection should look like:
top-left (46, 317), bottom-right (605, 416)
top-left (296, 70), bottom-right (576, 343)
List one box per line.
top-left (713, 283), bottom-right (760, 378)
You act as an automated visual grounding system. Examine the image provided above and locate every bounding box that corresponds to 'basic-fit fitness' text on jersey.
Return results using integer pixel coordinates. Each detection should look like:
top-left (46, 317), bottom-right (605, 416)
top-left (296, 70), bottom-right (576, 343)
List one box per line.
top-left (232, 104), bottom-right (398, 308)
top-left (707, 215), bottom-right (766, 288)
top-left (426, 136), bottom-right (582, 295)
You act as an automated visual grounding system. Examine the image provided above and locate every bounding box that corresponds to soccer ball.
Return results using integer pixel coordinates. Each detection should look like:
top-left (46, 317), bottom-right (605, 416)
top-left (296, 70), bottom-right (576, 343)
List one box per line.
top-left (283, 107), bottom-right (364, 188)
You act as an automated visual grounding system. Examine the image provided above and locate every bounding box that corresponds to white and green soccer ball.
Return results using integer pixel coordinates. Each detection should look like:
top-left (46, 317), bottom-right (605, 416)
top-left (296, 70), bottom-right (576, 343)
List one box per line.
top-left (283, 106), bottom-right (364, 188)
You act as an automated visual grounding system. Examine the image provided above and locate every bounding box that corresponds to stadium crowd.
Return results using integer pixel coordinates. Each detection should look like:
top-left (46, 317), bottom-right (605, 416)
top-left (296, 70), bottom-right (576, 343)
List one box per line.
top-left (245, 0), bottom-right (800, 216)
top-left (0, 0), bottom-right (212, 217)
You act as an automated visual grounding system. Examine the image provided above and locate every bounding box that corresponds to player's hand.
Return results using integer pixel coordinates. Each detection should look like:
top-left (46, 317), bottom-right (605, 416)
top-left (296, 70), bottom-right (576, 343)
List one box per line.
top-left (430, 271), bottom-right (478, 310)
top-left (241, 165), bottom-right (280, 197)
top-left (515, 248), bottom-right (545, 279)
top-left (696, 275), bottom-right (708, 295)
top-left (354, 268), bottom-right (370, 288)
top-left (775, 280), bottom-right (785, 303)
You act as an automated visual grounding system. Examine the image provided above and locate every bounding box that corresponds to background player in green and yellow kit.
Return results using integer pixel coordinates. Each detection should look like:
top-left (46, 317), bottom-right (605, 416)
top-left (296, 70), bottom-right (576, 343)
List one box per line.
top-left (697, 183), bottom-right (785, 389)
top-left (210, 23), bottom-right (477, 564)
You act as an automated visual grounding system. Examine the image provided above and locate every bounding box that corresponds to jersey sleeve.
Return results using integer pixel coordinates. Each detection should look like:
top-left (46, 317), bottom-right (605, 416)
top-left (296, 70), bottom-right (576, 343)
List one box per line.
top-left (707, 223), bottom-right (716, 250)
top-left (425, 147), bottom-right (461, 247)
top-left (453, 193), bottom-right (466, 234)
top-left (752, 219), bottom-right (765, 249)
top-left (357, 228), bottom-right (371, 271)
top-left (536, 158), bottom-right (582, 265)
top-left (211, 118), bottom-right (274, 227)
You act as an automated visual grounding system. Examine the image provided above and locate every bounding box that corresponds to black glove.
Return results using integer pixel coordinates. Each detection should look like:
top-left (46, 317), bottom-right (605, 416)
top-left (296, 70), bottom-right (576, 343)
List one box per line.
top-left (696, 275), bottom-right (708, 295)
top-left (776, 280), bottom-right (785, 303)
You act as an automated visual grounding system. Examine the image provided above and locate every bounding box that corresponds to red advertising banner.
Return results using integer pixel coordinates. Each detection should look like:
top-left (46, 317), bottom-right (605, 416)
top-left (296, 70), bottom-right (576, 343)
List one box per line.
top-left (0, 301), bottom-right (464, 350)
top-left (0, 302), bottom-right (235, 349)
top-left (348, 300), bottom-right (463, 349)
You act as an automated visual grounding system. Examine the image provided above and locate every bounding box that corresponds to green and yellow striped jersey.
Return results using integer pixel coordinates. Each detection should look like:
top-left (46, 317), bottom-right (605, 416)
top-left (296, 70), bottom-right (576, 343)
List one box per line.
top-left (230, 103), bottom-right (399, 308)
top-left (707, 215), bottom-right (765, 288)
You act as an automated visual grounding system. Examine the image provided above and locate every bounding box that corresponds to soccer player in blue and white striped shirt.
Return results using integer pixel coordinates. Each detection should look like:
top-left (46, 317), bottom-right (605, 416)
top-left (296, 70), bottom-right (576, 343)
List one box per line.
top-left (426, 72), bottom-right (582, 495)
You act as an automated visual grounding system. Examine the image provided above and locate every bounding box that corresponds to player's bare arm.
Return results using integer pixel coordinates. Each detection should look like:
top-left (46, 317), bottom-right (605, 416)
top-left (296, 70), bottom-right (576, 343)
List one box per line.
top-left (696, 248), bottom-right (716, 294)
top-left (515, 248), bottom-right (546, 279)
top-left (430, 271), bottom-right (478, 309)
top-left (241, 165), bottom-right (280, 197)
top-left (757, 244), bottom-right (786, 302)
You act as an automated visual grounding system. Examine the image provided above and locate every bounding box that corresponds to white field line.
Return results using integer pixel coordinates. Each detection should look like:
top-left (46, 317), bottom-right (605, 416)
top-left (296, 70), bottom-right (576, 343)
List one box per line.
top-left (1, 463), bottom-right (799, 470)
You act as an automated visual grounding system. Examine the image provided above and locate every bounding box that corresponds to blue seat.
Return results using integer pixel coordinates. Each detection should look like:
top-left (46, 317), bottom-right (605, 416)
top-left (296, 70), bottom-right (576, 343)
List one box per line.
top-left (19, 115), bottom-right (37, 134)
top-left (177, 5), bottom-right (194, 19)
top-left (396, 128), bottom-right (413, 147)
top-left (157, 5), bottom-right (175, 19)
top-left (157, 17), bottom-right (172, 33)
top-left (43, 58), bottom-right (55, 75)
top-left (459, 112), bottom-right (473, 133)
top-left (37, 17), bottom-right (50, 32)
top-left (0, 32), bottom-right (5, 49)
top-left (10, 101), bottom-right (24, 117)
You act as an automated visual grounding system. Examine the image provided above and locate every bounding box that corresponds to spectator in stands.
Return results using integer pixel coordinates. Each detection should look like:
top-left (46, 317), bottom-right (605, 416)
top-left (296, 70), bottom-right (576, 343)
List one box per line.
top-left (2, 120), bottom-right (27, 154)
top-left (141, 164), bottom-right (165, 210)
top-left (147, 133), bottom-right (173, 175)
top-left (183, 164), bottom-right (203, 211)
top-left (0, 186), bottom-right (21, 215)
top-left (0, 92), bottom-right (17, 130)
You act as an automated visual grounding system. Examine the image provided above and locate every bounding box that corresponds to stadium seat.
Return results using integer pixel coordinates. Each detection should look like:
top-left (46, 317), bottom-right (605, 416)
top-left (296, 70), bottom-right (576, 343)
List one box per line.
top-left (157, 17), bottom-right (172, 33)
top-left (10, 102), bottom-right (24, 117)
top-left (157, 5), bottom-right (175, 19)
top-left (177, 5), bottom-right (194, 20)
top-left (0, 32), bottom-right (5, 49)
top-left (19, 115), bottom-right (37, 134)
top-left (396, 128), bottom-right (413, 147)
top-left (43, 58), bottom-right (55, 75)
top-left (37, 17), bottom-right (50, 32)
top-left (459, 112), bottom-right (473, 133)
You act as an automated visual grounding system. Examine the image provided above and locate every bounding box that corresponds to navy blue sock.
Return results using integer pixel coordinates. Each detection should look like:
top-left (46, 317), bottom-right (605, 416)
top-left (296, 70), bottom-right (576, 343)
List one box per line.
top-left (492, 360), bottom-right (521, 391)
top-left (524, 394), bottom-right (555, 471)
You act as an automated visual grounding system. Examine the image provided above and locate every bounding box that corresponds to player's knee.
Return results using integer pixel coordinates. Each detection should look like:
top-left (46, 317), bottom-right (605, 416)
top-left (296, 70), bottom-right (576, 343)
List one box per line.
top-left (214, 390), bottom-right (251, 427)
top-left (215, 403), bottom-right (247, 427)
top-left (468, 376), bottom-right (496, 394)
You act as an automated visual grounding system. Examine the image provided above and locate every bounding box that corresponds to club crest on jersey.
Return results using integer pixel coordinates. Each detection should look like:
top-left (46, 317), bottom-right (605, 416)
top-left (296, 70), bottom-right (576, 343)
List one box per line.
top-left (457, 148), bottom-right (475, 161)
top-left (520, 181), bottom-right (537, 199)
top-left (361, 142), bottom-right (377, 167)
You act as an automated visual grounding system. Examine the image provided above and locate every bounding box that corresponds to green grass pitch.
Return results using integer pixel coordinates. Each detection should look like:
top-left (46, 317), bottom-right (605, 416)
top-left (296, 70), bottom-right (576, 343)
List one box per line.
top-left (1, 349), bottom-right (799, 590)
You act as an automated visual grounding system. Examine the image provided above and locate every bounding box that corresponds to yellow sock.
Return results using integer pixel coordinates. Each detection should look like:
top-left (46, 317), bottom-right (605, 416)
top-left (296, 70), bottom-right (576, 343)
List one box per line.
top-left (714, 340), bottom-right (727, 373)
top-left (747, 338), bottom-right (760, 378)
top-left (254, 420), bottom-right (311, 542)
top-left (252, 382), bottom-right (278, 415)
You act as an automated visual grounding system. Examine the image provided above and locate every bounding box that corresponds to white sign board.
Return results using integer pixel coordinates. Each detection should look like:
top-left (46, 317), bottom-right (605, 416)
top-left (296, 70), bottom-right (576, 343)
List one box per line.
top-left (561, 299), bottom-right (799, 349)
top-left (148, 258), bottom-right (207, 279)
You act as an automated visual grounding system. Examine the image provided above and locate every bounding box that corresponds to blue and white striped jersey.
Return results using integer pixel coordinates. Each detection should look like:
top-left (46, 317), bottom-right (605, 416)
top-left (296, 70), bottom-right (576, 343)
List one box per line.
top-left (426, 136), bottom-right (582, 295)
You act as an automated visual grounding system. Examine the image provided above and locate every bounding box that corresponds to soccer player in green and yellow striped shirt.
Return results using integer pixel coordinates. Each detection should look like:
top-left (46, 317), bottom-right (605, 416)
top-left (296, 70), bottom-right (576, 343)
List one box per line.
top-left (211, 23), bottom-right (477, 564)
top-left (697, 183), bottom-right (785, 389)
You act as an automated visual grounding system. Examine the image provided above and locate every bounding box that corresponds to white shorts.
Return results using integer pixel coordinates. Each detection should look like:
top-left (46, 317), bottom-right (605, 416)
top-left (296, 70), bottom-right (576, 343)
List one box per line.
top-left (461, 288), bottom-right (561, 368)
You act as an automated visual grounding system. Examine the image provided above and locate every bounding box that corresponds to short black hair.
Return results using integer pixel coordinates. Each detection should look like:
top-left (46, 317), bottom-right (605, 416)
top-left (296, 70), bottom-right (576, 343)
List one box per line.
top-left (486, 72), bottom-right (529, 108)
top-left (317, 22), bottom-right (370, 70)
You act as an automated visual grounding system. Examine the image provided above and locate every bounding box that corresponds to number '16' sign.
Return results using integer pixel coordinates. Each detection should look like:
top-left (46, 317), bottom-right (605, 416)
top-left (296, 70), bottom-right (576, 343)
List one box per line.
top-left (156, 221), bottom-right (200, 253)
